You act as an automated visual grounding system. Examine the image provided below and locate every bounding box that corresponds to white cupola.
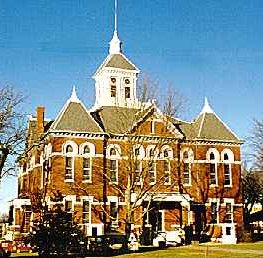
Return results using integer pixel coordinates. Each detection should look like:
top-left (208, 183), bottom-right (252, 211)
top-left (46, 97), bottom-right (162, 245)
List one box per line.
top-left (92, 0), bottom-right (140, 109)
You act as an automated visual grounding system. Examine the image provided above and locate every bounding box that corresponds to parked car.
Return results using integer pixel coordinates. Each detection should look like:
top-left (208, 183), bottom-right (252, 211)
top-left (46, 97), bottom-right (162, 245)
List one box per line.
top-left (87, 233), bottom-right (127, 255)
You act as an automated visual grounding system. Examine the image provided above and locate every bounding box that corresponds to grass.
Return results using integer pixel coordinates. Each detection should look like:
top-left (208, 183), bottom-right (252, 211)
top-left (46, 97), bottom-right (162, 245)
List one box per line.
top-left (208, 242), bottom-right (263, 250)
top-left (10, 242), bottom-right (263, 257)
top-left (115, 243), bottom-right (263, 258)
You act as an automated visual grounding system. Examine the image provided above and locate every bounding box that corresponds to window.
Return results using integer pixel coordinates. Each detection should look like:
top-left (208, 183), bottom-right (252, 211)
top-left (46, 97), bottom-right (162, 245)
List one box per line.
top-left (210, 152), bottom-right (215, 160)
top-left (223, 154), bottom-right (231, 186)
top-left (83, 145), bottom-right (90, 154)
top-left (110, 77), bottom-right (117, 97)
top-left (110, 160), bottom-right (117, 183)
top-left (125, 87), bottom-right (130, 98)
top-left (65, 200), bottom-right (72, 212)
top-left (66, 145), bottom-right (73, 153)
top-left (225, 202), bottom-right (233, 223)
top-left (135, 160), bottom-right (141, 185)
top-left (149, 161), bottom-right (156, 185)
top-left (149, 149), bottom-right (155, 158)
top-left (81, 144), bottom-right (94, 182)
top-left (182, 149), bottom-right (192, 185)
top-left (183, 151), bottom-right (189, 159)
top-left (83, 157), bottom-right (91, 181)
top-left (211, 202), bottom-right (218, 224)
top-left (110, 148), bottom-right (116, 156)
top-left (164, 160), bottom-right (171, 185)
top-left (82, 200), bottom-right (90, 224)
top-left (135, 148), bottom-right (140, 156)
top-left (65, 156), bottom-right (73, 180)
top-left (183, 163), bottom-right (190, 185)
top-left (109, 148), bottom-right (118, 183)
top-left (164, 149), bottom-right (169, 158)
top-left (209, 152), bottom-right (217, 185)
top-left (209, 163), bottom-right (216, 185)
top-left (65, 144), bottom-right (74, 181)
top-left (110, 201), bottom-right (118, 221)
top-left (111, 85), bottom-right (116, 97)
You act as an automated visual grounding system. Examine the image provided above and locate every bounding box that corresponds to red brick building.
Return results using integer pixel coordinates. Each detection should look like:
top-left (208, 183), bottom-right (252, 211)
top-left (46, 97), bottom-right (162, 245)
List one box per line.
top-left (9, 22), bottom-right (243, 244)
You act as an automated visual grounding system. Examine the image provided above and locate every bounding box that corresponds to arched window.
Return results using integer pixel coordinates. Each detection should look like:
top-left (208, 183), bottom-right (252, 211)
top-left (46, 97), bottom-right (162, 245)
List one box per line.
top-left (181, 148), bottom-right (194, 186)
top-left (110, 148), bottom-right (117, 156)
top-left (207, 149), bottom-right (219, 186)
top-left (83, 145), bottom-right (90, 154)
top-left (164, 149), bottom-right (169, 158)
top-left (65, 144), bottom-right (74, 180)
top-left (66, 145), bottom-right (73, 153)
top-left (162, 146), bottom-right (173, 185)
top-left (109, 148), bottom-right (118, 184)
top-left (222, 149), bottom-right (234, 187)
top-left (80, 143), bottom-right (95, 183)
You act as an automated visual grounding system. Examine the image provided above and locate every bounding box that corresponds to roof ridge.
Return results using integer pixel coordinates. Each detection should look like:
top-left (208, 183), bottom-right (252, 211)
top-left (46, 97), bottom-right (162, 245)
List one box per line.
top-left (197, 113), bottom-right (206, 138)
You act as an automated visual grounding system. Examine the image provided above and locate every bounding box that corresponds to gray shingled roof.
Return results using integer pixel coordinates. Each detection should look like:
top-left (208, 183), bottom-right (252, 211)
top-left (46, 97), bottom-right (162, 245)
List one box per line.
top-left (176, 112), bottom-right (241, 143)
top-left (94, 53), bottom-right (139, 76)
top-left (105, 54), bottom-right (137, 70)
top-left (92, 106), bottom-right (142, 134)
top-left (51, 102), bottom-right (102, 133)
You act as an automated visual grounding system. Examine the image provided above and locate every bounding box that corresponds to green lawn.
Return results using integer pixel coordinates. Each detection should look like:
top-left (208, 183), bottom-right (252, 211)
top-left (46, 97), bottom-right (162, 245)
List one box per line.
top-left (10, 242), bottom-right (263, 257)
top-left (116, 243), bottom-right (263, 258)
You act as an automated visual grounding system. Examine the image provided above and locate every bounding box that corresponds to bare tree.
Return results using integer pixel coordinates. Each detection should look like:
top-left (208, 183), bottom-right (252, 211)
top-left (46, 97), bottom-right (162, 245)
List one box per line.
top-left (0, 86), bottom-right (26, 181)
top-left (250, 119), bottom-right (263, 170)
top-left (72, 79), bottom-right (186, 239)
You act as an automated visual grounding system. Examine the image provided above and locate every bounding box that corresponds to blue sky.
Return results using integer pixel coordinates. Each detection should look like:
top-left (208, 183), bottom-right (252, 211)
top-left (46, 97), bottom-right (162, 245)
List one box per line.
top-left (0, 0), bottom-right (263, 213)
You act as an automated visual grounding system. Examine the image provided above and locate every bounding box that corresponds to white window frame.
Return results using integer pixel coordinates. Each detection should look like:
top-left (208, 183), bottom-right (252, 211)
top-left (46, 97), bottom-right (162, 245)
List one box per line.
top-left (149, 161), bottom-right (156, 185)
top-left (82, 198), bottom-right (91, 224)
top-left (164, 159), bottom-right (171, 185)
top-left (207, 148), bottom-right (219, 187)
top-left (181, 148), bottom-right (194, 186)
top-left (221, 149), bottom-right (234, 187)
top-left (80, 143), bottom-right (95, 183)
top-left (63, 141), bottom-right (78, 182)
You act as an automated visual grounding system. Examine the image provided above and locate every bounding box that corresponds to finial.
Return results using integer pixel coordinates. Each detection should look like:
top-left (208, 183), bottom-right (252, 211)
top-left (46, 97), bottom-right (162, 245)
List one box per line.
top-left (201, 97), bottom-right (214, 114)
top-left (69, 86), bottom-right (80, 103)
top-left (109, 0), bottom-right (122, 54)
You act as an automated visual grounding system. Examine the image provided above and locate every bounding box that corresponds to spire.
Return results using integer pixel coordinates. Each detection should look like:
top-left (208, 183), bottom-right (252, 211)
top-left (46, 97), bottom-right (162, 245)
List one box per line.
top-left (201, 97), bottom-right (214, 114)
top-left (109, 0), bottom-right (122, 54)
top-left (69, 86), bottom-right (80, 103)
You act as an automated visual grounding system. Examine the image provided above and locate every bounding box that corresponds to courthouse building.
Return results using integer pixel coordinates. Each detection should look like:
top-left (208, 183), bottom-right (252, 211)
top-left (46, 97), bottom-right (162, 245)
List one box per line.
top-left (8, 15), bottom-right (243, 244)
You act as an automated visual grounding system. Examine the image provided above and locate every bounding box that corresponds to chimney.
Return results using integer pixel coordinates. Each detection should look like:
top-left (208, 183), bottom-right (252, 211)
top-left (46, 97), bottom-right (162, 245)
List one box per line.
top-left (36, 106), bottom-right (45, 137)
